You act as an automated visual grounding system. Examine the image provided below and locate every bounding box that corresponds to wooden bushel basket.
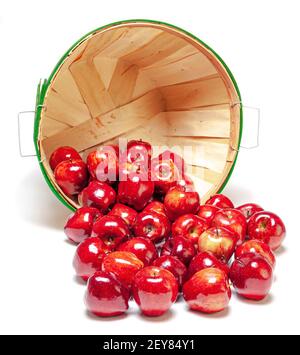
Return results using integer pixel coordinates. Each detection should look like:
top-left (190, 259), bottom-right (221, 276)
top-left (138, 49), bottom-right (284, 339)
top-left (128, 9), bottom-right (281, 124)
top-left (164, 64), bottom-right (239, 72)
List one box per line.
top-left (34, 20), bottom-right (243, 211)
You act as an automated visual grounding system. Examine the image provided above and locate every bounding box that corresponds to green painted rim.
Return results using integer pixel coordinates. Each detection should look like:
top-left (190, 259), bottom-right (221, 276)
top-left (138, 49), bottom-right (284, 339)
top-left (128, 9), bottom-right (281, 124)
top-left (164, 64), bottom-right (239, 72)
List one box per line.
top-left (34, 19), bottom-right (243, 212)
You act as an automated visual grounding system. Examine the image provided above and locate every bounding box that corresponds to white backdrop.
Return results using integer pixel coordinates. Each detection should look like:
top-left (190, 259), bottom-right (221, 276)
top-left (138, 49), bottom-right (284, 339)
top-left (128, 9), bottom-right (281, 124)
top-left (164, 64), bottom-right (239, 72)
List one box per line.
top-left (0, 0), bottom-right (299, 335)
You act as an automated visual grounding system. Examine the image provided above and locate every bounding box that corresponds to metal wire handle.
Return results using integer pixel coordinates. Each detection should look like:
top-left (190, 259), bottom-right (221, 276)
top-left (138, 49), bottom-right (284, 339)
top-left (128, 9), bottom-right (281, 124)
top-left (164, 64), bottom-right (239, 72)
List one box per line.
top-left (230, 103), bottom-right (260, 151)
top-left (18, 105), bottom-right (45, 158)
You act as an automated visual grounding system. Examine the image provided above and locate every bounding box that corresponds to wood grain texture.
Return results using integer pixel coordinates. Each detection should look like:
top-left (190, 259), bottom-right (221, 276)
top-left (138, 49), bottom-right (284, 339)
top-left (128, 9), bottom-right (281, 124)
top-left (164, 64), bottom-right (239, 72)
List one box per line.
top-left (42, 90), bottom-right (165, 155)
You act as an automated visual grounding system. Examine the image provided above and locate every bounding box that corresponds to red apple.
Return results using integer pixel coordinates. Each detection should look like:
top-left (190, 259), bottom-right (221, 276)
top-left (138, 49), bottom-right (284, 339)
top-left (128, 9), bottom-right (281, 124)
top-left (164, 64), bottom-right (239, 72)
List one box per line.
top-left (183, 268), bottom-right (231, 314)
top-left (235, 240), bottom-right (276, 269)
top-left (49, 146), bottom-right (81, 171)
top-left (205, 194), bottom-right (234, 209)
top-left (108, 203), bottom-right (138, 230)
top-left (161, 236), bottom-right (196, 266)
top-left (172, 214), bottom-right (209, 245)
top-left (176, 175), bottom-right (195, 192)
top-left (230, 253), bottom-right (273, 301)
top-left (54, 159), bottom-right (88, 196)
top-left (143, 201), bottom-right (167, 216)
top-left (132, 266), bottom-right (178, 317)
top-left (118, 175), bottom-right (154, 211)
top-left (64, 207), bottom-right (102, 244)
top-left (211, 208), bottom-right (247, 245)
top-left (73, 237), bottom-right (108, 281)
top-left (237, 203), bottom-right (264, 221)
top-left (126, 139), bottom-right (152, 165)
top-left (102, 251), bottom-right (144, 289)
top-left (151, 158), bottom-right (180, 195)
top-left (86, 146), bottom-right (118, 184)
top-left (92, 215), bottom-right (130, 250)
top-left (188, 252), bottom-right (230, 279)
top-left (118, 237), bottom-right (158, 266)
top-left (152, 256), bottom-right (187, 290)
top-left (198, 227), bottom-right (237, 263)
top-left (133, 211), bottom-right (171, 243)
top-left (157, 150), bottom-right (186, 175)
top-left (248, 211), bottom-right (286, 251)
top-left (79, 181), bottom-right (116, 213)
top-left (197, 205), bottom-right (220, 226)
top-left (85, 271), bottom-right (130, 317)
top-left (164, 186), bottom-right (200, 221)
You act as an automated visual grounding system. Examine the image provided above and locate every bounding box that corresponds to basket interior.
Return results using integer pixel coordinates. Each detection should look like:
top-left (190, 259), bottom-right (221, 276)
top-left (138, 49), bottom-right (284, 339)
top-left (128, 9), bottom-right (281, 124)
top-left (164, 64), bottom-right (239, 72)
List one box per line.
top-left (37, 21), bottom-right (241, 209)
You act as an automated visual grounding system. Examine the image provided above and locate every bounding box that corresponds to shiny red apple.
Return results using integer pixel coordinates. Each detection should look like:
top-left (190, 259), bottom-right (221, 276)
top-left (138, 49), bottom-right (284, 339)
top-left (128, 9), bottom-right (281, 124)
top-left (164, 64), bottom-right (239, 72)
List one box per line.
top-left (143, 201), bottom-right (167, 216)
top-left (164, 186), bottom-right (200, 221)
top-left (50, 146), bottom-right (81, 171)
top-left (118, 175), bottom-right (154, 211)
top-left (126, 139), bottom-right (152, 165)
top-left (102, 251), bottom-right (144, 289)
top-left (157, 150), bottom-right (186, 175)
top-left (183, 268), bottom-right (231, 314)
top-left (172, 214), bottom-right (209, 245)
top-left (248, 211), bottom-right (286, 251)
top-left (152, 256), bottom-right (187, 290)
top-left (161, 236), bottom-right (196, 266)
top-left (237, 203), bottom-right (264, 221)
top-left (230, 253), bottom-right (273, 301)
top-left (108, 203), bottom-right (138, 230)
top-left (133, 210), bottom-right (171, 243)
top-left (54, 159), bottom-right (88, 196)
top-left (64, 207), bottom-right (102, 244)
top-left (205, 194), bottom-right (234, 209)
top-left (132, 266), bottom-right (178, 317)
top-left (151, 158), bottom-right (180, 195)
top-left (92, 215), bottom-right (130, 250)
top-left (86, 146), bottom-right (118, 184)
top-left (73, 237), bottom-right (108, 281)
top-left (118, 237), bottom-right (158, 266)
top-left (211, 208), bottom-right (247, 245)
top-left (188, 252), bottom-right (230, 279)
top-left (235, 240), bottom-right (276, 269)
top-left (79, 181), bottom-right (116, 213)
top-left (176, 175), bottom-right (195, 192)
top-left (198, 227), bottom-right (237, 263)
top-left (197, 205), bottom-right (220, 226)
top-left (85, 271), bottom-right (130, 317)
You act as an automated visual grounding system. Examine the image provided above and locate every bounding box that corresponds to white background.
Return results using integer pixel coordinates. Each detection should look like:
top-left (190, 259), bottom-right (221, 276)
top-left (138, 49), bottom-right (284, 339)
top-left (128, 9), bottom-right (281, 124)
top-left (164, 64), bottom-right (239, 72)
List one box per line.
top-left (0, 0), bottom-right (299, 335)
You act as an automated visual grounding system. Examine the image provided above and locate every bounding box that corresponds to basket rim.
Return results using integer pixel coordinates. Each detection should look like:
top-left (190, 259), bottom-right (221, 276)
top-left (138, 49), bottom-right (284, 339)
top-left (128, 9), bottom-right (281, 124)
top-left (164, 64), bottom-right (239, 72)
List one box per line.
top-left (34, 19), bottom-right (243, 212)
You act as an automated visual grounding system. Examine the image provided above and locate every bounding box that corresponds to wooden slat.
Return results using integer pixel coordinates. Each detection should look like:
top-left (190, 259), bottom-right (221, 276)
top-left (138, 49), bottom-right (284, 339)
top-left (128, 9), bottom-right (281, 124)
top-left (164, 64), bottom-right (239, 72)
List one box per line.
top-left (121, 32), bottom-right (189, 68)
top-left (142, 45), bottom-right (199, 70)
top-left (46, 89), bottom-right (92, 126)
top-left (141, 52), bottom-right (217, 87)
top-left (165, 109), bottom-right (231, 137)
top-left (80, 112), bottom-right (167, 160)
top-left (81, 28), bottom-right (128, 60)
top-left (97, 27), bottom-right (163, 58)
top-left (69, 59), bottom-right (115, 118)
top-left (108, 60), bottom-right (139, 106)
top-left (117, 112), bottom-right (168, 146)
top-left (166, 137), bottom-right (229, 173)
top-left (42, 90), bottom-right (165, 156)
top-left (186, 165), bottom-right (222, 185)
top-left (51, 69), bottom-right (86, 103)
top-left (41, 116), bottom-right (71, 138)
top-left (93, 56), bottom-right (118, 89)
top-left (161, 76), bottom-right (229, 111)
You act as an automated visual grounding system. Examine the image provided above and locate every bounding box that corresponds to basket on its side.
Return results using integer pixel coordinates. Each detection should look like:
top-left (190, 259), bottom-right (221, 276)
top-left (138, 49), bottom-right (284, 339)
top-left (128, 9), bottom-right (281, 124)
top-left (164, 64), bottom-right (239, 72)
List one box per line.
top-left (34, 20), bottom-right (242, 211)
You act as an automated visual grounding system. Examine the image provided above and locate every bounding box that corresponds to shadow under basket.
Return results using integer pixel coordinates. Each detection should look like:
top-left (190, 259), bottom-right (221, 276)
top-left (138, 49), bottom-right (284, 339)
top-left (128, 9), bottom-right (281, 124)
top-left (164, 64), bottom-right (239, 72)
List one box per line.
top-left (34, 19), bottom-right (243, 211)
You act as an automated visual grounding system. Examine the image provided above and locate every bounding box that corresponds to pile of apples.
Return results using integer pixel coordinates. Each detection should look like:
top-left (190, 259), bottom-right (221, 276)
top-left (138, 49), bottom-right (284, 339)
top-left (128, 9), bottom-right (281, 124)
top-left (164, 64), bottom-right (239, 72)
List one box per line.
top-left (50, 141), bottom-right (286, 317)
